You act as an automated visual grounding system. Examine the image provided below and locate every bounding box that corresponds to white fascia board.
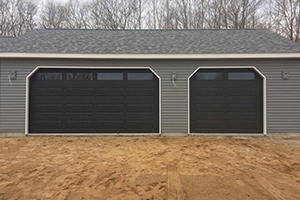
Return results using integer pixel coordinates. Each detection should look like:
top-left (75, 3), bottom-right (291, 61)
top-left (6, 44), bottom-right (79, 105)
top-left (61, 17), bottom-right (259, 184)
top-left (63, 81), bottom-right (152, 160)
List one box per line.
top-left (2, 53), bottom-right (300, 59)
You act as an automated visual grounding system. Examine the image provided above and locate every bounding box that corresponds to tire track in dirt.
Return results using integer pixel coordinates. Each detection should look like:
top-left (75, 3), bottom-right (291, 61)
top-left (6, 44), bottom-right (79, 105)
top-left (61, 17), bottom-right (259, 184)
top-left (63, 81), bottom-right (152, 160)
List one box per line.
top-left (253, 174), bottom-right (286, 200)
top-left (167, 165), bottom-right (184, 200)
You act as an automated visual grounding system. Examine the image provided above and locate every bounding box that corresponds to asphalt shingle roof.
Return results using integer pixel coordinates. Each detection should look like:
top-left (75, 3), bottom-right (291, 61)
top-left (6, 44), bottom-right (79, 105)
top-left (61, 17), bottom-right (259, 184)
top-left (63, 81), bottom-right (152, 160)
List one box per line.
top-left (1, 29), bottom-right (300, 54)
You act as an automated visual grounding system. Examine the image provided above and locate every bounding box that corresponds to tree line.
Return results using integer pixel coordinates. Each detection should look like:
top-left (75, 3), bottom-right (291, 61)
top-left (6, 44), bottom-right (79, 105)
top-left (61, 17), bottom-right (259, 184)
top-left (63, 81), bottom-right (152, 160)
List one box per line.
top-left (1, 0), bottom-right (300, 43)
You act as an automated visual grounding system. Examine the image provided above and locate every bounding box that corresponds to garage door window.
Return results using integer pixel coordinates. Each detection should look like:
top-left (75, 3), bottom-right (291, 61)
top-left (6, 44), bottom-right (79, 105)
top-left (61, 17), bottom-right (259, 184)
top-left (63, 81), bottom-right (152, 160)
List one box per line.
top-left (67, 73), bottom-right (93, 80)
top-left (36, 72), bottom-right (62, 80)
top-left (97, 73), bottom-right (123, 80)
top-left (228, 72), bottom-right (255, 80)
top-left (127, 73), bottom-right (153, 80)
top-left (196, 72), bottom-right (222, 80)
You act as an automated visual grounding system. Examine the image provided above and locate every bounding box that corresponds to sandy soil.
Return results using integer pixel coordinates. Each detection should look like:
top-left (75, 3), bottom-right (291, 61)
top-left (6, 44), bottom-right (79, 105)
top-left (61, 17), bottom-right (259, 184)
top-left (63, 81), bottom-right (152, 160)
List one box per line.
top-left (0, 136), bottom-right (300, 200)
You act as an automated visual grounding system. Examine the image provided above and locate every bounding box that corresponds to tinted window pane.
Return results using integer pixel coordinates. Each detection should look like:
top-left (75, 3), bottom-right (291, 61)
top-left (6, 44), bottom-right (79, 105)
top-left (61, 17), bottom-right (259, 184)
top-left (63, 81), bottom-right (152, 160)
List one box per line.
top-left (127, 73), bottom-right (153, 80)
top-left (67, 73), bottom-right (93, 80)
top-left (196, 72), bottom-right (222, 80)
top-left (228, 72), bottom-right (255, 80)
top-left (97, 73), bottom-right (123, 80)
top-left (36, 73), bottom-right (62, 80)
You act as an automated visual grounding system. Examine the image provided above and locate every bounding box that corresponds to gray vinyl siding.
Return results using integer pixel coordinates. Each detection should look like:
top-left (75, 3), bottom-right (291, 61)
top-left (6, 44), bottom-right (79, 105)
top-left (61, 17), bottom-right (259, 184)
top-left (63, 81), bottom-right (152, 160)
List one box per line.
top-left (0, 58), bottom-right (299, 133)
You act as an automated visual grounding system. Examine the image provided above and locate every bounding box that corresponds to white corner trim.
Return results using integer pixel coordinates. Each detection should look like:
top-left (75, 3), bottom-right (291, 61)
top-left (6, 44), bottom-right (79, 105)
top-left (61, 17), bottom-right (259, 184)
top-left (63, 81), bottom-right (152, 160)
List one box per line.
top-left (3, 53), bottom-right (300, 59)
top-left (25, 66), bottom-right (162, 135)
top-left (187, 66), bottom-right (267, 136)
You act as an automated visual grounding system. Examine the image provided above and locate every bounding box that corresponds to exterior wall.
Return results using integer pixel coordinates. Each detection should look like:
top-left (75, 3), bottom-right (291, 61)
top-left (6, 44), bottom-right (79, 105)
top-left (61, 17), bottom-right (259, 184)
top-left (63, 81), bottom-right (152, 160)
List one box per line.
top-left (0, 58), bottom-right (299, 133)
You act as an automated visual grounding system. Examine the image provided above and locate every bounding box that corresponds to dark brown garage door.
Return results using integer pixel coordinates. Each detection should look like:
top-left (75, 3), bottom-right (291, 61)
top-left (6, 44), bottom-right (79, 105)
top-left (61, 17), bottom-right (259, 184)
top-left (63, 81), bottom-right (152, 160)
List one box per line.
top-left (29, 68), bottom-right (159, 133)
top-left (190, 68), bottom-right (263, 133)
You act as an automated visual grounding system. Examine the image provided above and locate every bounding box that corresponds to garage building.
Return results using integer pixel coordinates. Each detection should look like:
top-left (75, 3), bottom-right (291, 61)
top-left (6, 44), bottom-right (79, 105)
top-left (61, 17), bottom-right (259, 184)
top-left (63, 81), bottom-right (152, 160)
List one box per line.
top-left (0, 29), bottom-right (300, 135)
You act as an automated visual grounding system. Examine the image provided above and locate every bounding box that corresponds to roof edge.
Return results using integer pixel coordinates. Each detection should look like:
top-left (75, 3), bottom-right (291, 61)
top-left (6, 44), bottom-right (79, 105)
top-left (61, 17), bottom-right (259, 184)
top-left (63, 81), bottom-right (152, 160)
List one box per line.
top-left (1, 53), bottom-right (300, 59)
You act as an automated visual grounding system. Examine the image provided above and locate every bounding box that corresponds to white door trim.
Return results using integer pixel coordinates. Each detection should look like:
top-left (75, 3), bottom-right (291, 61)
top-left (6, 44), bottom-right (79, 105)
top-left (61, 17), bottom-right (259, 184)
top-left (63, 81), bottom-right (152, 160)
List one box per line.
top-left (25, 66), bottom-right (162, 136)
top-left (187, 66), bottom-right (267, 135)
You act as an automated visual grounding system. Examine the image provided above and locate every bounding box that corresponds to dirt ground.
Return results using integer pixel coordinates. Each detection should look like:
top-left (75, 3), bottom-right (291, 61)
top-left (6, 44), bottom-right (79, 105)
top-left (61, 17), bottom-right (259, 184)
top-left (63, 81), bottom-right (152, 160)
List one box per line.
top-left (0, 136), bottom-right (300, 200)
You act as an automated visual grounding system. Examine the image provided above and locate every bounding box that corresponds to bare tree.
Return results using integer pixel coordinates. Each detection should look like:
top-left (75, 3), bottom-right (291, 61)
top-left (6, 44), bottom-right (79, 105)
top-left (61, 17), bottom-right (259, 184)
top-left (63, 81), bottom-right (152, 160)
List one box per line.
top-left (40, 1), bottom-right (68, 29)
top-left (144, 0), bottom-right (157, 28)
top-left (173, 0), bottom-right (190, 29)
top-left (64, 0), bottom-right (90, 29)
top-left (89, 0), bottom-right (138, 29)
top-left (270, 0), bottom-right (300, 42)
top-left (206, 0), bottom-right (226, 29)
top-left (0, 0), bottom-right (37, 37)
top-left (206, 0), bottom-right (265, 29)
top-left (136, 0), bottom-right (143, 29)
top-left (190, 0), bottom-right (206, 29)
top-left (0, 0), bottom-right (10, 35)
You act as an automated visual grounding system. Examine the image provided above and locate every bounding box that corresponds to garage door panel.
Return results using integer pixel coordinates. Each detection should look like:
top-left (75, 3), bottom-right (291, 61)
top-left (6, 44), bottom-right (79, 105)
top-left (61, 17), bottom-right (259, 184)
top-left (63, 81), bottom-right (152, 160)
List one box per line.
top-left (192, 83), bottom-right (223, 88)
top-left (226, 82), bottom-right (258, 87)
top-left (194, 88), bottom-right (224, 96)
top-left (193, 113), bottom-right (225, 120)
top-left (96, 105), bottom-right (124, 112)
top-left (64, 114), bottom-right (95, 121)
top-left (227, 88), bottom-right (256, 96)
top-left (193, 127), bottom-right (227, 133)
top-left (127, 104), bottom-right (154, 112)
top-left (65, 121), bottom-right (94, 130)
top-left (195, 120), bottom-right (226, 127)
top-left (195, 104), bottom-right (223, 113)
top-left (126, 129), bottom-right (156, 133)
top-left (96, 114), bottom-right (125, 120)
top-left (227, 96), bottom-right (256, 104)
top-left (127, 121), bottom-right (155, 129)
top-left (35, 105), bottom-right (63, 113)
top-left (95, 88), bottom-right (124, 96)
top-left (126, 82), bottom-right (158, 88)
top-left (35, 114), bottom-right (65, 121)
top-left (66, 88), bottom-right (94, 96)
top-left (194, 96), bottom-right (225, 104)
top-left (96, 97), bottom-right (124, 104)
top-left (62, 82), bottom-right (93, 88)
top-left (227, 104), bottom-right (256, 112)
top-left (65, 104), bottom-right (94, 113)
top-left (227, 129), bottom-right (258, 133)
top-left (65, 97), bottom-right (95, 104)
top-left (126, 88), bottom-right (155, 96)
top-left (227, 121), bottom-right (257, 129)
top-left (195, 104), bottom-right (223, 112)
top-left (35, 88), bottom-right (63, 96)
top-left (125, 97), bottom-right (155, 104)
top-left (227, 113), bottom-right (256, 120)
top-left (96, 121), bottom-right (124, 129)
top-left (96, 82), bottom-right (124, 87)
top-left (37, 114), bottom-right (95, 121)
top-left (35, 129), bottom-right (64, 133)
top-left (35, 82), bottom-right (64, 87)
top-left (35, 121), bottom-right (63, 130)
top-left (126, 113), bottom-right (154, 120)
top-left (127, 125), bottom-right (156, 132)
top-left (34, 97), bottom-right (64, 104)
